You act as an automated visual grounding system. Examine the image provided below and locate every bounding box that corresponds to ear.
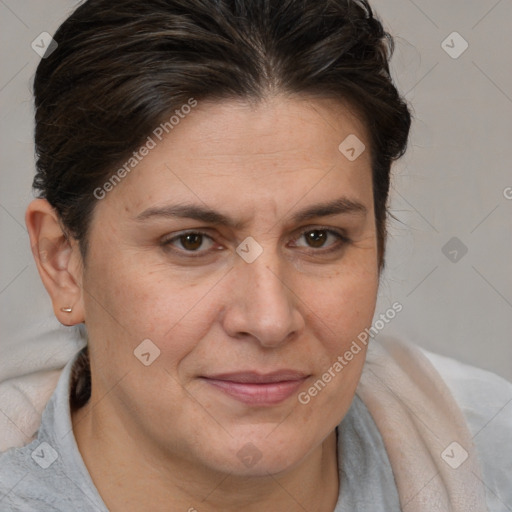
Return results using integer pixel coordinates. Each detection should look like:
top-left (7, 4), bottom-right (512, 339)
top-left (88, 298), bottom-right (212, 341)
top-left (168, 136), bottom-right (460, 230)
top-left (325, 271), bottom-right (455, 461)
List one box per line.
top-left (25, 198), bottom-right (85, 326)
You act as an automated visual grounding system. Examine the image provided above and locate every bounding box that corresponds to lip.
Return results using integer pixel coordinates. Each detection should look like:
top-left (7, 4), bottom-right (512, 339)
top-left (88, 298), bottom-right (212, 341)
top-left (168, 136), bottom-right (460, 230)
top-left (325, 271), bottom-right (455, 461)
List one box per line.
top-left (201, 371), bottom-right (309, 406)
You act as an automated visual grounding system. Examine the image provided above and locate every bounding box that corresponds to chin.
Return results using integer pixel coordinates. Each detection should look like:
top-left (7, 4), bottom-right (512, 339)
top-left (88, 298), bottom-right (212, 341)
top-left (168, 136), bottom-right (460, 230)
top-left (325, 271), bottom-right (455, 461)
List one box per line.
top-left (198, 428), bottom-right (317, 478)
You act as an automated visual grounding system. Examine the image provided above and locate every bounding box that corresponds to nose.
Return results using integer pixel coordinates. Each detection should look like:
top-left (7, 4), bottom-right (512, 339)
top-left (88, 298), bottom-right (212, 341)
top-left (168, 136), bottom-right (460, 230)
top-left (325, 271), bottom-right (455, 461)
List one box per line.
top-left (221, 248), bottom-right (305, 348)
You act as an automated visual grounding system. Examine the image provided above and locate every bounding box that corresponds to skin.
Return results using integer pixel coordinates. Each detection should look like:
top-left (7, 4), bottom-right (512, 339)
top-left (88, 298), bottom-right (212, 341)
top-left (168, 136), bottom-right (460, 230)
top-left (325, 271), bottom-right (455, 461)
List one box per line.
top-left (26, 94), bottom-right (379, 511)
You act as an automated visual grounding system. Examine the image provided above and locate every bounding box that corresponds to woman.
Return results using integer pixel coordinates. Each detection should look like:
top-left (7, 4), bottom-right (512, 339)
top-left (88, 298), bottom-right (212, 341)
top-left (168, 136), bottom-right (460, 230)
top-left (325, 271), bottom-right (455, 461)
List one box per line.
top-left (0, 0), bottom-right (510, 510)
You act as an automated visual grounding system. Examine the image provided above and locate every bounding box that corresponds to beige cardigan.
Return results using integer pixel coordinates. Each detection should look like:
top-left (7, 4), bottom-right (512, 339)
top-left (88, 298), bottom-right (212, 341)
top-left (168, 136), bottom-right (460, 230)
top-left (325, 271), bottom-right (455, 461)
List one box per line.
top-left (358, 337), bottom-right (488, 511)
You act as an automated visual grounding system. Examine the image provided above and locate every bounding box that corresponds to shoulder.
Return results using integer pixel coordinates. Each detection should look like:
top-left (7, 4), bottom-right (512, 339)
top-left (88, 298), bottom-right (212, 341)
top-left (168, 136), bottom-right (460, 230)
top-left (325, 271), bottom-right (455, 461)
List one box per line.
top-left (0, 419), bottom-right (105, 512)
top-left (0, 438), bottom-right (62, 511)
top-left (421, 349), bottom-right (512, 510)
top-left (0, 348), bottom-right (106, 512)
top-left (421, 349), bottom-right (512, 433)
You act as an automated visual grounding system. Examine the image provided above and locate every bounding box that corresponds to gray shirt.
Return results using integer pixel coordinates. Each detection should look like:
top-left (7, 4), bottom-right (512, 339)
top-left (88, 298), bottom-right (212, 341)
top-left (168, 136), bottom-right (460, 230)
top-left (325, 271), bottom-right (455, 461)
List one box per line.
top-left (0, 348), bottom-right (510, 511)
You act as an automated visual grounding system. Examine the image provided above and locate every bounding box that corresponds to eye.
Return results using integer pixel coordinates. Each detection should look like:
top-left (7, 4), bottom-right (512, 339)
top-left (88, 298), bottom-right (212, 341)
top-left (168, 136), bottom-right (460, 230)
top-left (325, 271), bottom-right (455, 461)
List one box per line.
top-left (161, 227), bottom-right (349, 258)
top-left (292, 228), bottom-right (348, 252)
top-left (161, 231), bottom-right (216, 255)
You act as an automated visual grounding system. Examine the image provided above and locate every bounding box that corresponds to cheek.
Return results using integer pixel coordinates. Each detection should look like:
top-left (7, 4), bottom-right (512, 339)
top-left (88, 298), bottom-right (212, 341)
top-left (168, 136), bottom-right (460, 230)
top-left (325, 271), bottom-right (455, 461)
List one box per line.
top-left (310, 266), bottom-right (379, 346)
top-left (291, 270), bottom-right (378, 432)
top-left (84, 253), bottom-right (221, 364)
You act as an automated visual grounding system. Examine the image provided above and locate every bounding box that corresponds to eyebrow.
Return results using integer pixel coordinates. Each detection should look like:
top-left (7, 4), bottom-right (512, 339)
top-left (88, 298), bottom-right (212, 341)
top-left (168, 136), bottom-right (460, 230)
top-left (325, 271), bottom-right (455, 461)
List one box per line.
top-left (135, 197), bottom-right (367, 229)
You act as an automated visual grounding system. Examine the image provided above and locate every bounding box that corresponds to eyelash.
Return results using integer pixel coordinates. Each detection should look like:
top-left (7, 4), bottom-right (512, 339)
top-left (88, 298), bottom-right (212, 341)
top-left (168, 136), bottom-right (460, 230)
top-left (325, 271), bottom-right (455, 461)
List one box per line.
top-left (160, 227), bottom-right (350, 258)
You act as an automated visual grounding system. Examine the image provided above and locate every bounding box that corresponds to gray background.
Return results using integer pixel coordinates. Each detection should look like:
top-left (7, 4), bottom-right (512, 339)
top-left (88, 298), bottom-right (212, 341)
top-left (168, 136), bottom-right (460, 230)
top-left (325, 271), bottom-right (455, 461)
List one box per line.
top-left (1, 0), bottom-right (511, 380)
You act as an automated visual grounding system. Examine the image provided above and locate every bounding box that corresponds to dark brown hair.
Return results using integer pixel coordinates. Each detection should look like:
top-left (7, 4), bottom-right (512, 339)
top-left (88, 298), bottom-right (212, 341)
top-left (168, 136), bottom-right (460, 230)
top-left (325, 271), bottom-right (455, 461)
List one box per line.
top-left (33, 0), bottom-right (412, 409)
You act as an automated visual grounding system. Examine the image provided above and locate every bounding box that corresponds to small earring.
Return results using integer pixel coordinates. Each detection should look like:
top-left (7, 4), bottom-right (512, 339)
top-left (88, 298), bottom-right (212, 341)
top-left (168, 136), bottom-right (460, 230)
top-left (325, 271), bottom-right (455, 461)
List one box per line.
top-left (60, 307), bottom-right (73, 313)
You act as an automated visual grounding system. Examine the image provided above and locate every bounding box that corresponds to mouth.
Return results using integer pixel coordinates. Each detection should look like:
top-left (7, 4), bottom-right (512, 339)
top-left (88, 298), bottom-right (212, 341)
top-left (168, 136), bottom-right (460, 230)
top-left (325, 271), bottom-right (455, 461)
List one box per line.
top-left (200, 370), bottom-right (309, 406)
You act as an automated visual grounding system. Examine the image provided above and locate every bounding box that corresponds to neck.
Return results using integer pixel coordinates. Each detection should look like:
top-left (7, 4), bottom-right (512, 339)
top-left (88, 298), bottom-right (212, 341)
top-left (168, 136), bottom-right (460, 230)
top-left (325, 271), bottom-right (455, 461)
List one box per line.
top-left (71, 398), bottom-right (340, 512)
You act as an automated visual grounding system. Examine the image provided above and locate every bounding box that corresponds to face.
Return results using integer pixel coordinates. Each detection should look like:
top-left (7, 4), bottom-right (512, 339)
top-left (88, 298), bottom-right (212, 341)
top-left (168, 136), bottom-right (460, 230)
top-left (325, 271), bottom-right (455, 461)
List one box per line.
top-left (78, 95), bottom-right (379, 477)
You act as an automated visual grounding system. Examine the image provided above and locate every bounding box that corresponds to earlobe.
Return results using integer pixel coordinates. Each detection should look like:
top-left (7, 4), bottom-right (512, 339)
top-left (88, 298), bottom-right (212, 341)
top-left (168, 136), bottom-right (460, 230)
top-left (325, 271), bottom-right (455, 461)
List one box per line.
top-left (25, 198), bottom-right (85, 326)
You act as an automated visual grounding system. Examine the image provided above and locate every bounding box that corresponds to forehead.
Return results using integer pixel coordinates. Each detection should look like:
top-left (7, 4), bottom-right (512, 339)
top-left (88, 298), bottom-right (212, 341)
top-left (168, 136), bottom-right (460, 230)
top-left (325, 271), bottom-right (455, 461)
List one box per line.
top-left (92, 94), bottom-right (373, 222)
top-left (162, 95), bottom-right (369, 166)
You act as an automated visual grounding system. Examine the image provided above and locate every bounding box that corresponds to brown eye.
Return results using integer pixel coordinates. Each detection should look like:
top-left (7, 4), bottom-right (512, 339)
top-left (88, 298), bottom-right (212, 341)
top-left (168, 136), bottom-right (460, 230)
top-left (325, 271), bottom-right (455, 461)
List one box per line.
top-left (292, 227), bottom-right (348, 254)
top-left (305, 230), bottom-right (328, 248)
top-left (178, 233), bottom-right (205, 251)
top-left (161, 231), bottom-right (215, 255)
